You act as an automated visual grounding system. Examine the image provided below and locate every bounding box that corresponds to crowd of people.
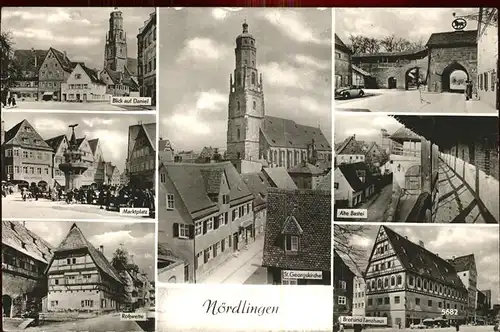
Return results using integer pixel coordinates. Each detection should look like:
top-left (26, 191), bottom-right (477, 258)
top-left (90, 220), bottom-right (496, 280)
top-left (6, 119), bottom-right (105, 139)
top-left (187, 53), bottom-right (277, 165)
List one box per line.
top-left (1, 181), bottom-right (155, 217)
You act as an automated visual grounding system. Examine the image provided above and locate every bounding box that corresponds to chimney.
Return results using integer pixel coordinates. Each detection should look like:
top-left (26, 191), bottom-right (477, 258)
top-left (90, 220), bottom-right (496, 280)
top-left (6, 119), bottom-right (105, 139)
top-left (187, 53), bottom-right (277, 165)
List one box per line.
top-left (452, 256), bottom-right (456, 260)
top-left (353, 134), bottom-right (356, 139)
top-left (418, 240), bottom-right (425, 248)
top-left (99, 245), bottom-right (104, 253)
top-left (405, 236), bottom-right (408, 239)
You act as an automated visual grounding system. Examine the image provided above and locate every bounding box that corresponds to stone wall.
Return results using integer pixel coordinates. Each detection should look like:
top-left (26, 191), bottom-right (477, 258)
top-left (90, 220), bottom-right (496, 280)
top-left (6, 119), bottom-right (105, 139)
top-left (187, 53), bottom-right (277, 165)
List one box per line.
top-left (427, 45), bottom-right (477, 93)
top-left (355, 57), bottom-right (428, 89)
top-left (335, 48), bottom-right (351, 88)
top-left (440, 151), bottom-right (499, 222)
top-left (2, 272), bottom-right (39, 317)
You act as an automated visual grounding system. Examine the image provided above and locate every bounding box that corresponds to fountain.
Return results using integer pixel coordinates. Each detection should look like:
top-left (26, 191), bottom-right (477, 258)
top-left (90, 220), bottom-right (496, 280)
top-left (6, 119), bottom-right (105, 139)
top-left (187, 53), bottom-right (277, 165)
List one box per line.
top-left (58, 124), bottom-right (88, 191)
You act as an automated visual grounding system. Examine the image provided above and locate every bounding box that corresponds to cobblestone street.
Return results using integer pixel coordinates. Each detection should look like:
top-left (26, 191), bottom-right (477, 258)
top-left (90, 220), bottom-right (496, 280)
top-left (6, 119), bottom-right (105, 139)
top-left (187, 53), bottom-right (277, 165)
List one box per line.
top-left (336, 89), bottom-right (496, 114)
top-left (1, 194), bottom-right (150, 220)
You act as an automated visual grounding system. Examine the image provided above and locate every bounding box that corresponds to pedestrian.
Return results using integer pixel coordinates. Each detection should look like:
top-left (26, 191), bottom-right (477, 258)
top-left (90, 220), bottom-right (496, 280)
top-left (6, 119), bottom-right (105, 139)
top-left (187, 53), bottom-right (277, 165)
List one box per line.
top-left (11, 94), bottom-right (16, 107)
top-left (493, 321), bottom-right (499, 331)
top-left (455, 320), bottom-right (460, 331)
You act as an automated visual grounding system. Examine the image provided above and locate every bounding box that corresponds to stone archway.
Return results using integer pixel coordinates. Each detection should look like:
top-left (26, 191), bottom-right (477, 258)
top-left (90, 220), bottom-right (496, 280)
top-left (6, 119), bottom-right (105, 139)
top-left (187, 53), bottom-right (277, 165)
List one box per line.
top-left (2, 295), bottom-right (12, 317)
top-left (441, 62), bottom-right (469, 93)
top-left (405, 67), bottom-right (421, 90)
top-left (388, 77), bottom-right (397, 89)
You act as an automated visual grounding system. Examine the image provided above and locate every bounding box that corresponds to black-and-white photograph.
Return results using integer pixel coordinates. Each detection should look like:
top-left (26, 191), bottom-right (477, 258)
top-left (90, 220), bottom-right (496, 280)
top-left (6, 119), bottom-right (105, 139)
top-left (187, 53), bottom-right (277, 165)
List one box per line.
top-left (333, 224), bottom-right (500, 331)
top-left (1, 7), bottom-right (156, 111)
top-left (2, 220), bottom-right (155, 332)
top-left (334, 8), bottom-right (499, 113)
top-left (334, 113), bottom-right (499, 223)
top-left (1, 112), bottom-right (157, 220)
top-left (156, 8), bottom-right (332, 285)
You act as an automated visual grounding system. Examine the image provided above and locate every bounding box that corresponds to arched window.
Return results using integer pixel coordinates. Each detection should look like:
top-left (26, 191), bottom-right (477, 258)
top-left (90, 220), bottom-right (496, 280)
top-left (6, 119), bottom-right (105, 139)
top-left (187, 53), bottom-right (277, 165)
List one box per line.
top-left (417, 277), bottom-right (422, 288)
top-left (397, 275), bottom-right (402, 285)
top-left (391, 276), bottom-right (395, 286)
top-left (237, 152), bottom-right (241, 159)
top-left (253, 101), bottom-right (256, 109)
top-left (423, 280), bottom-right (428, 290)
top-left (371, 280), bottom-right (375, 290)
top-left (236, 73), bottom-right (241, 86)
top-left (377, 279), bottom-right (382, 289)
top-left (237, 101), bottom-right (240, 111)
top-left (252, 72), bottom-right (256, 85)
top-left (384, 277), bottom-right (389, 288)
top-left (408, 276), bottom-right (414, 286)
top-left (168, 276), bottom-right (176, 283)
top-left (237, 129), bottom-right (241, 140)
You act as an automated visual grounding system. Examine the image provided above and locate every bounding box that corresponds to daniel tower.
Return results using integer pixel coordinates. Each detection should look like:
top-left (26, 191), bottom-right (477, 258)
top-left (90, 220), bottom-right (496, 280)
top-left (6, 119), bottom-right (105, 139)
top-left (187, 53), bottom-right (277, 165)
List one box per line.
top-left (104, 8), bottom-right (128, 72)
top-left (226, 22), bottom-right (265, 162)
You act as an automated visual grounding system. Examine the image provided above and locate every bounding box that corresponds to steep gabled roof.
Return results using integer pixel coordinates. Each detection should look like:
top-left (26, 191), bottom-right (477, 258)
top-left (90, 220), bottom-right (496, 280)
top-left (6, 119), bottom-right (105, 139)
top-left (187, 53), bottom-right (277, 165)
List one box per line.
top-left (288, 162), bottom-right (324, 175)
top-left (262, 188), bottom-right (331, 271)
top-left (126, 58), bottom-right (138, 76)
top-left (139, 123), bottom-right (156, 151)
top-left (262, 167), bottom-right (298, 189)
top-left (334, 33), bottom-right (351, 53)
top-left (103, 68), bottom-right (124, 84)
top-left (381, 226), bottom-right (467, 290)
top-left (390, 126), bottom-right (422, 142)
top-left (48, 223), bottom-right (123, 284)
top-left (88, 138), bottom-right (99, 155)
top-left (3, 119), bottom-right (54, 151)
top-left (426, 30), bottom-right (478, 47)
top-left (77, 64), bottom-right (105, 85)
top-left (317, 170), bottom-right (332, 191)
top-left (164, 162), bottom-right (254, 221)
top-left (200, 169), bottom-right (223, 195)
top-left (261, 116), bottom-right (331, 151)
top-left (335, 135), bottom-right (365, 155)
top-left (47, 47), bottom-right (73, 73)
top-left (45, 134), bottom-right (67, 151)
top-left (2, 220), bottom-right (54, 264)
top-left (447, 254), bottom-right (475, 273)
top-left (241, 172), bottom-right (271, 211)
top-left (338, 162), bottom-right (373, 192)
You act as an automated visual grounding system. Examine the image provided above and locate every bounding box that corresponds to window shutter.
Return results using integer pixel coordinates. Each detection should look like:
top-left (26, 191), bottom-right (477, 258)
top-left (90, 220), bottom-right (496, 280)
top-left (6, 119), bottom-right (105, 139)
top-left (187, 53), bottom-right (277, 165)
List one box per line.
top-left (285, 235), bottom-right (291, 250)
top-left (188, 225), bottom-right (195, 239)
top-left (173, 223), bottom-right (179, 237)
top-left (203, 220), bottom-right (207, 234)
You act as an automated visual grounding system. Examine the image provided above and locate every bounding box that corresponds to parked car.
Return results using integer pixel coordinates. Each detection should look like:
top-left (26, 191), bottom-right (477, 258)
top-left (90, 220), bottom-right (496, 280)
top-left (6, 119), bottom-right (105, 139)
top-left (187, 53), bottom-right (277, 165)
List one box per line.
top-left (410, 323), bottom-right (427, 329)
top-left (335, 86), bottom-right (365, 99)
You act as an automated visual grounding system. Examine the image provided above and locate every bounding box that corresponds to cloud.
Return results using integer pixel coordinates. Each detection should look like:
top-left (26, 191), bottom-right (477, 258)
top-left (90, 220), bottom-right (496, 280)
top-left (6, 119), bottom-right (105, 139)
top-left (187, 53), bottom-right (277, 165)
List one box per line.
top-left (261, 62), bottom-right (318, 90)
top-left (33, 118), bottom-right (68, 134)
top-left (292, 54), bottom-right (329, 70)
top-left (12, 28), bottom-right (99, 46)
top-left (82, 118), bottom-right (114, 128)
top-left (261, 10), bottom-right (329, 45)
top-left (351, 234), bottom-right (372, 248)
top-left (83, 129), bottom-right (127, 165)
top-left (428, 227), bottom-right (500, 249)
top-left (343, 127), bottom-right (379, 138)
top-left (196, 90), bottom-right (227, 111)
top-left (2, 8), bottom-right (91, 25)
top-left (177, 38), bottom-right (231, 64)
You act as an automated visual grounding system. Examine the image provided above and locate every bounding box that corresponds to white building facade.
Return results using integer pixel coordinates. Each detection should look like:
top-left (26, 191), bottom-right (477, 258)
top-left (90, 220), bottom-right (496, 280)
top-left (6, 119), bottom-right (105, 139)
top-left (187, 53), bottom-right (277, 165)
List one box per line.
top-left (476, 8), bottom-right (498, 110)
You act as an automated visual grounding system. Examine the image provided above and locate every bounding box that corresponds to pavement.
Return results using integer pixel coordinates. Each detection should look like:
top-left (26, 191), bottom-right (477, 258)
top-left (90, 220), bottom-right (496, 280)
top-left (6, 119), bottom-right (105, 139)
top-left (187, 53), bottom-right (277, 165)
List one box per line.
top-left (336, 89), bottom-right (497, 114)
top-left (3, 312), bottom-right (151, 332)
top-left (359, 184), bottom-right (393, 223)
top-left (1, 194), bottom-right (151, 221)
top-left (362, 325), bottom-right (493, 332)
top-left (435, 158), bottom-right (491, 223)
top-left (198, 235), bottom-right (265, 284)
top-left (3, 101), bottom-right (155, 111)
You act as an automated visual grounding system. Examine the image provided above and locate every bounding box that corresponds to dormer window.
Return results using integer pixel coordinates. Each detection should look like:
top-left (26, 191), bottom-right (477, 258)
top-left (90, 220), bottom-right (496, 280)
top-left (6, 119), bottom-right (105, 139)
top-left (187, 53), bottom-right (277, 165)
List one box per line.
top-left (24, 126), bottom-right (32, 132)
top-left (285, 235), bottom-right (299, 252)
top-left (10, 221), bottom-right (16, 231)
top-left (166, 194), bottom-right (174, 210)
top-left (21, 242), bottom-right (27, 249)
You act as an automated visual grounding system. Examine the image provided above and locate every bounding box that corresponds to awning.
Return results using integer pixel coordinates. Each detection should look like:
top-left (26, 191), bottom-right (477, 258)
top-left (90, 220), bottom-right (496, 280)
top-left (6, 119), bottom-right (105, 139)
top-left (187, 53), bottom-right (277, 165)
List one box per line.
top-left (43, 92), bottom-right (54, 96)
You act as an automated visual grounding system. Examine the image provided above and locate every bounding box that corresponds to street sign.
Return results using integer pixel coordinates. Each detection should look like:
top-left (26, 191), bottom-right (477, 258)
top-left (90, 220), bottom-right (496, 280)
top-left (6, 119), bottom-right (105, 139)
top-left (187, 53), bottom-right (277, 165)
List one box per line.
top-left (452, 18), bottom-right (467, 31)
top-left (282, 270), bottom-right (322, 280)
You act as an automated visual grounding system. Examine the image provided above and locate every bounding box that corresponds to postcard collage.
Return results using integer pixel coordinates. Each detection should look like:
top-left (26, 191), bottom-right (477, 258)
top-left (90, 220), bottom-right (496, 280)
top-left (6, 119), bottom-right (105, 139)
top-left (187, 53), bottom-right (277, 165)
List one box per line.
top-left (0, 6), bottom-right (499, 332)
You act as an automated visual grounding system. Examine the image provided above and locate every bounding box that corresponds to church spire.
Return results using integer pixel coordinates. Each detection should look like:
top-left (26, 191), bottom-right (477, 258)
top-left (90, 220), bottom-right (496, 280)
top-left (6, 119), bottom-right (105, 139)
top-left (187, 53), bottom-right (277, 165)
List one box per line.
top-left (242, 20), bottom-right (248, 33)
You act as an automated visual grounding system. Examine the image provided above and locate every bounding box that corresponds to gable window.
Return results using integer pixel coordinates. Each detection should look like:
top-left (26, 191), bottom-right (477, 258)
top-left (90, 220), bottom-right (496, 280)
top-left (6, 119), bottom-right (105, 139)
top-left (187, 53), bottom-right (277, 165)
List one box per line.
top-left (397, 275), bottom-right (402, 285)
top-left (206, 218), bottom-right (214, 232)
top-left (75, 74), bottom-right (82, 79)
top-left (252, 100), bottom-right (256, 109)
top-left (160, 173), bottom-right (166, 183)
top-left (338, 296), bottom-right (347, 305)
top-left (166, 194), bottom-right (174, 210)
top-left (285, 235), bottom-right (299, 252)
top-left (339, 280), bottom-right (347, 289)
top-left (222, 194), bottom-right (229, 204)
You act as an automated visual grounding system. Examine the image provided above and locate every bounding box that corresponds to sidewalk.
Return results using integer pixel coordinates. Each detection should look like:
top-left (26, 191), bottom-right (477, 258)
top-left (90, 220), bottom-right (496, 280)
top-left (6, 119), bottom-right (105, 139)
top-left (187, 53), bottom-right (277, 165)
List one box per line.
top-left (198, 235), bottom-right (265, 284)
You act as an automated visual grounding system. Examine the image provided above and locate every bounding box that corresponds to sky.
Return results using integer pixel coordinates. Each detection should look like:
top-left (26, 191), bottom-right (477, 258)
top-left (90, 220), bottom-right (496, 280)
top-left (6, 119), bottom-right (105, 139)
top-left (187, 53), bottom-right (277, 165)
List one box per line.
top-left (159, 8), bottom-right (332, 152)
top-left (335, 8), bottom-right (479, 45)
top-left (335, 113), bottom-right (404, 146)
top-left (347, 225), bottom-right (500, 305)
top-left (24, 221), bottom-right (156, 281)
top-left (2, 112), bottom-right (155, 172)
top-left (1, 7), bottom-right (155, 70)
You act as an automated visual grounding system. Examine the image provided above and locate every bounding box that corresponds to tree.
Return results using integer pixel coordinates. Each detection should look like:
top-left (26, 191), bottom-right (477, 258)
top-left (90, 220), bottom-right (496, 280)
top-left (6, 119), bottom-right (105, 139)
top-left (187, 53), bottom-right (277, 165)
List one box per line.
top-left (111, 247), bottom-right (129, 271)
top-left (0, 30), bottom-right (22, 88)
top-left (347, 34), bottom-right (426, 55)
top-left (334, 224), bottom-right (370, 275)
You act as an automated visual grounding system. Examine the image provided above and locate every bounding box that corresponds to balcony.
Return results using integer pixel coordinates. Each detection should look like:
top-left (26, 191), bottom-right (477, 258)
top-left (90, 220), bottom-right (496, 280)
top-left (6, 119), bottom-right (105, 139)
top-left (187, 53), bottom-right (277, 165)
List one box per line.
top-left (391, 146), bottom-right (421, 158)
top-left (48, 263), bottom-right (97, 272)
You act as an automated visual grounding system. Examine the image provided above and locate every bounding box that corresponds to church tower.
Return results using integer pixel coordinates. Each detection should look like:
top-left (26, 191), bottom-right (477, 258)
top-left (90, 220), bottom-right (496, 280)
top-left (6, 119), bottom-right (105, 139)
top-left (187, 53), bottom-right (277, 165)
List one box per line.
top-left (226, 21), bottom-right (265, 162)
top-left (104, 8), bottom-right (128, 72)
